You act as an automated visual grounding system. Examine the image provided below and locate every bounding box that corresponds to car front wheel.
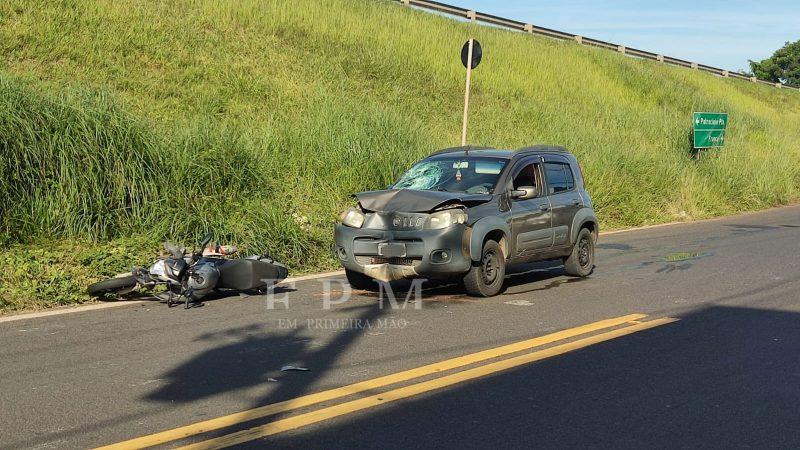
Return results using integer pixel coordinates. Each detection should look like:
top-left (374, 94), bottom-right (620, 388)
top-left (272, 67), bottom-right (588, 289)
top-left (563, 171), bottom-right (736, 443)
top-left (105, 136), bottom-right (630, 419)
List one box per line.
top-left (463, 240), bottom-right (506, 297)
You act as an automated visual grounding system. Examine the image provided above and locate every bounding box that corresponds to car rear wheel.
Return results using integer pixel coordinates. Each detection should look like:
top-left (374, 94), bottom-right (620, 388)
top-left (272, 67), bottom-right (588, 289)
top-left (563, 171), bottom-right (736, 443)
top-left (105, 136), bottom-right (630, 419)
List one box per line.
top-left (345, 269), bottom-right (377, 291)
top-left (564, 228), bottom-right (595, 277)
top-left (463, 240), bottom-right (506, 297)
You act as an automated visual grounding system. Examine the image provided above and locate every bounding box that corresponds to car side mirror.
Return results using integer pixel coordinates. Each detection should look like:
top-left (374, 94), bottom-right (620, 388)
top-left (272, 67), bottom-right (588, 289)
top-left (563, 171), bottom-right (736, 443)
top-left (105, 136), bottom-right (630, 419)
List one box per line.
top-left (511, 186), bottom-right (538, 200)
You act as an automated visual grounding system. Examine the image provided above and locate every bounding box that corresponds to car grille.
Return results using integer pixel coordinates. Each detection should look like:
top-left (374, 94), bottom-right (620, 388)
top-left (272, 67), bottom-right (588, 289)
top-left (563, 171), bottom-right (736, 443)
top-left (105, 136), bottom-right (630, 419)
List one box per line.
top-left (391, 214), bottom-right (426, 230)
top-left (355, 256), bottom-right (421, 266)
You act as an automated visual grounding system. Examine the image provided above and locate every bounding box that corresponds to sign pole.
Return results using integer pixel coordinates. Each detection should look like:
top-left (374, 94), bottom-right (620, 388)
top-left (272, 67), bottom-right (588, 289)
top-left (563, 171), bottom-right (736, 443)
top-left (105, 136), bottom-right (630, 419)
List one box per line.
top-left (461, 38), bottom-right (473, 146)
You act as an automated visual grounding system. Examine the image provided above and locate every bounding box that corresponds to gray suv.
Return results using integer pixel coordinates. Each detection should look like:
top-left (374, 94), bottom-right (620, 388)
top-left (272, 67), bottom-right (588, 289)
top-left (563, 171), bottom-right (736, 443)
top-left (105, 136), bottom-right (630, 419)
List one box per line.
top-left (334, 145), bottom-right (598, 296)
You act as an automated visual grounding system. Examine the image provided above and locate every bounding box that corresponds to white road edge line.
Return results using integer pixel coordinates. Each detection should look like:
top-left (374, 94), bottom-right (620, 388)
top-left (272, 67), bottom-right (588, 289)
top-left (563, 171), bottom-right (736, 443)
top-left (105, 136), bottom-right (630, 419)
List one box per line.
top-left (601, 203), bottom-right (798, 235)
top-left (0, 271), bottom-right (349, 324)
top-left (282, 270), bottom-right (345, 284)
top-left (0, 301), bottom-right (145, 324)
top-left (2, 203), bottom-right (796, 324)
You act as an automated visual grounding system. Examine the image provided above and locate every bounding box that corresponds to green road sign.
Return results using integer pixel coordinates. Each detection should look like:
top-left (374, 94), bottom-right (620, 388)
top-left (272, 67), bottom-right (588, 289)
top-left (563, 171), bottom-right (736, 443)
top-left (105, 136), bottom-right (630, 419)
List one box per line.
top-left (693, 112), bottom-right (728, 148)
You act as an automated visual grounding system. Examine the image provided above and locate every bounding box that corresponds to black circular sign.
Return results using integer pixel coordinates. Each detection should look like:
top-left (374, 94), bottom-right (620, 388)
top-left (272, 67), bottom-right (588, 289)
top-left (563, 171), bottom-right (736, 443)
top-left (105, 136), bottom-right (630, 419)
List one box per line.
top-left (460, 39), bottom-right (482, 69)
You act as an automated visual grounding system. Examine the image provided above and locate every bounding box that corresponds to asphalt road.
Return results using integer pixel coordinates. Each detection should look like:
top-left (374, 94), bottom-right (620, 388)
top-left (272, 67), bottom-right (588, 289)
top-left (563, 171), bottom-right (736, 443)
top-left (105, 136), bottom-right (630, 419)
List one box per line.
top-left (2, 206), bottom-right (800, 449)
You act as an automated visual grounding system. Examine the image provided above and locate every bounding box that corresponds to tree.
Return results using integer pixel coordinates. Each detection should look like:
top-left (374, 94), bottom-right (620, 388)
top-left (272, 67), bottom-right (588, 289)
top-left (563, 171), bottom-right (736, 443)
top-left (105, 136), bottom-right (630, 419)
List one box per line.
top-left (749, 40), bottom-right (800, 86)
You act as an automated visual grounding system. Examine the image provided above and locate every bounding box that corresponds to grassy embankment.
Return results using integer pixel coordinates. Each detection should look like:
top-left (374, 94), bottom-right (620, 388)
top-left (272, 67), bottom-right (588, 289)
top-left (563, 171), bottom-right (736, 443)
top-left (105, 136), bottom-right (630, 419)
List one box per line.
top-left (1, 0), bottom-right (800, 312)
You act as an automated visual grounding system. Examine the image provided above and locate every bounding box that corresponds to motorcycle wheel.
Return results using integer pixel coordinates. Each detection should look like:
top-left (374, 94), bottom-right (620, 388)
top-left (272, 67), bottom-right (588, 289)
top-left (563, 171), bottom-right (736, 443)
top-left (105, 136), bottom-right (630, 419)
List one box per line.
top-left (87, 275), bottom-right (137, 297)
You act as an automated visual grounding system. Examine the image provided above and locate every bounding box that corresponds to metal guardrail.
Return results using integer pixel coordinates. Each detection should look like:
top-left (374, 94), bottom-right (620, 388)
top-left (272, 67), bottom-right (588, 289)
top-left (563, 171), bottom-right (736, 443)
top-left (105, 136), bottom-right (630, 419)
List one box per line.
top-left (397, 0), bottom-right (798, 92)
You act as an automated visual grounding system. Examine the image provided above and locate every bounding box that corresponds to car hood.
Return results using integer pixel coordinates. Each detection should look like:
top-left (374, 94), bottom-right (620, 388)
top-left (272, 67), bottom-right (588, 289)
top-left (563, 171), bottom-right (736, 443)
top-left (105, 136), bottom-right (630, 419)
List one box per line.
top-left (355, 189), bottom-right (492, 213)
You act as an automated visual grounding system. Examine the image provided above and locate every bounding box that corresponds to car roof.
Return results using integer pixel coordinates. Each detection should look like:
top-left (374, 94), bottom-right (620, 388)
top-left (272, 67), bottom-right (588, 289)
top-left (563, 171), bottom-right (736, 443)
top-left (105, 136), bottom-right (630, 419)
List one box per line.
top-left (427, 146), bottom-right (511, 158)
top-left (429, 145), bottom-right (572, 159)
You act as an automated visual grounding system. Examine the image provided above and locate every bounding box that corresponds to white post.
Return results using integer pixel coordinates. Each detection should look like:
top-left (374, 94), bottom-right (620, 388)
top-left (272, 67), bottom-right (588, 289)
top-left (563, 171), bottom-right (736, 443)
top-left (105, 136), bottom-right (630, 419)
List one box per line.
top-left (461, 38), bottom-right (474, 146)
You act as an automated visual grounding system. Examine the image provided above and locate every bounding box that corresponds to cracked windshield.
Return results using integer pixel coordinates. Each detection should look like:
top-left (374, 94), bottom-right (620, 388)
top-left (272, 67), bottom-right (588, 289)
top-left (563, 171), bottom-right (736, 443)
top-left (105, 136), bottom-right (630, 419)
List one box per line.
top-left (393, 157), bottom-right (508, 194)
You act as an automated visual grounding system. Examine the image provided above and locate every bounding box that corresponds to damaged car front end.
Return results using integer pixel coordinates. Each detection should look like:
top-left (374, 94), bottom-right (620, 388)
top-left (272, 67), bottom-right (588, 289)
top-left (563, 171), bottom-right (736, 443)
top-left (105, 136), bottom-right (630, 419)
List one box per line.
top-left (334, 195), bottom-right (477, 282)
top-left (334, 152), bottom-right (509, 286)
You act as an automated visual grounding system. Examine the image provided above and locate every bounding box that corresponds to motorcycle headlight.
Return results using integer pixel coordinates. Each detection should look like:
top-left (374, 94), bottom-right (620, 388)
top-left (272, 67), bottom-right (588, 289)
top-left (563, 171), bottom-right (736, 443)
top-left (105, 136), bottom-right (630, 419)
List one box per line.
top-left (425, 209), bottom-right (468, 230)
top-left (340, 207), bottom-right (366, 228)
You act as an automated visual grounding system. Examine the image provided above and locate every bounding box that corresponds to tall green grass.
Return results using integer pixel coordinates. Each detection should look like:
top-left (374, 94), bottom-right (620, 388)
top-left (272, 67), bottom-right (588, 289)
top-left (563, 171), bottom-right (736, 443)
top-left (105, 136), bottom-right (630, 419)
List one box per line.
top-left (1, 0), bottom-right (800, 311)
top-left (0, 76), bottom-right (330, 268)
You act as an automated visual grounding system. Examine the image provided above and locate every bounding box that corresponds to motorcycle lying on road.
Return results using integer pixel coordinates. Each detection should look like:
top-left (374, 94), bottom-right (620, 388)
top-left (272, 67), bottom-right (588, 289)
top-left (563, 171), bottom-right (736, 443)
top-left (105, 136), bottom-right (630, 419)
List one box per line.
top-left (87, 233), bottom-right (288, 308)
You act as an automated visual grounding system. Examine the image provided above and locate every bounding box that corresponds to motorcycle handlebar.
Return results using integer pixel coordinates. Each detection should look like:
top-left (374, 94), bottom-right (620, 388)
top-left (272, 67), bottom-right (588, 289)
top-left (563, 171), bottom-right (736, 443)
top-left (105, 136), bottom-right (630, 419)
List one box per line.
top-left (190, 233), bottom-right (214, 262)
top-left (200, 233), bottom-right (213, 250)
top-left (164, 242), bottom-right (184, 259)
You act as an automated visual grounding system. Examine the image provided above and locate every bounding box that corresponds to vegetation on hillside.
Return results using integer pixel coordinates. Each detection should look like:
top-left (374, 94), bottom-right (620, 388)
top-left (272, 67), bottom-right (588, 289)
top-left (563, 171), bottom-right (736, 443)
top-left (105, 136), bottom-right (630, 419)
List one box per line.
top-left (1, 0), bottom-right (800, 312)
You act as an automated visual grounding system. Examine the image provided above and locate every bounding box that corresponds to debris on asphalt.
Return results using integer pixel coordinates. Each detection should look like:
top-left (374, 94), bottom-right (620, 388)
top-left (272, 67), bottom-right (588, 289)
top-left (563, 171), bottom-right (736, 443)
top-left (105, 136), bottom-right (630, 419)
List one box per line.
top-left (504, 299), bottom-right (534, 306)
top-left (280, 365), bottom-right (310, 372)
top-left (267, 377), bottom-right (278, 382)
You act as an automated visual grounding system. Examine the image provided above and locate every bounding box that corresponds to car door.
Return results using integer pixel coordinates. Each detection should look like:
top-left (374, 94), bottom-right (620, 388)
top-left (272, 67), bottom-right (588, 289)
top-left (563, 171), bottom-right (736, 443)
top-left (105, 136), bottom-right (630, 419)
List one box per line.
top-left (509, 158), bottom-right (554, 257)
top-left (543, 157), bottom-right (582, 247)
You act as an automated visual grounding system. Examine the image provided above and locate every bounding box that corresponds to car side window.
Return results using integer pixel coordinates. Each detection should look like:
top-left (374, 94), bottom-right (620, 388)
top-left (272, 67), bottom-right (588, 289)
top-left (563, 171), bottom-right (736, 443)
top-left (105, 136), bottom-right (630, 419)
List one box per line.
top-left (512, 163), bottom-right (539, 190)
top-left (544, 162), bottom-right (575, 194)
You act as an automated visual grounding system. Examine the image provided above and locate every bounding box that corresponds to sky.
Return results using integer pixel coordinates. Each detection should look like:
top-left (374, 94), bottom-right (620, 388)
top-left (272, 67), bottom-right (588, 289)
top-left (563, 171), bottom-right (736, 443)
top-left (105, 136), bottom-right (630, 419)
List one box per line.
top-left (464, 1), bottom-right (800, 72)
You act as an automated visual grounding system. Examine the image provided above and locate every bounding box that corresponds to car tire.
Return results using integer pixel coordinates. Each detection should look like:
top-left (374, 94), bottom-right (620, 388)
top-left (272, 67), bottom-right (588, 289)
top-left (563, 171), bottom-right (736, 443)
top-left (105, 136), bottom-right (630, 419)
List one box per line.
top-left (564, 228), bottom-right (595, 277)
top-left (463, 240), bottom-right (506, 297)
top-left (345, 269), bottom-right (377, 291)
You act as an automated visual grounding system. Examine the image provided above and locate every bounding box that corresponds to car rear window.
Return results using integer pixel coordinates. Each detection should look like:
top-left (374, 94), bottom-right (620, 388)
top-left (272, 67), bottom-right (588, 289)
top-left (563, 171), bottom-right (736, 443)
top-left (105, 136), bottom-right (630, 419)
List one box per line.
top-left (544, 162), bottom-right (575, 194)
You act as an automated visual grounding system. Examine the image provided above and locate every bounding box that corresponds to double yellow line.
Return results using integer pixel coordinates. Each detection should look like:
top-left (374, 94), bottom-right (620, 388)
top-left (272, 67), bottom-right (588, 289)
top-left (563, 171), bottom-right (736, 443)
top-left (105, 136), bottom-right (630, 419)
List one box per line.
top-left (98, 313), bottom-right (675, 450)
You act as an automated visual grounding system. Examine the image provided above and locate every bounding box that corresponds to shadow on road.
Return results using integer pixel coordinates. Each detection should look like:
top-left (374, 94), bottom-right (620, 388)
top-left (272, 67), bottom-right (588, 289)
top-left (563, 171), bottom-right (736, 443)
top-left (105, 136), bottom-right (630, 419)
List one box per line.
top-left (144, 261), bottom-right (572, 409)
top-left (379, 259), bottom-right (574, 300)
top-left (324, 260), bottom-right (574, 307)
top-left (147, 298), bottom-right (389, 401)
top-left (144, 290), bottom-right (396, 438)
top-left (239, 305), bottom-right (800, 448)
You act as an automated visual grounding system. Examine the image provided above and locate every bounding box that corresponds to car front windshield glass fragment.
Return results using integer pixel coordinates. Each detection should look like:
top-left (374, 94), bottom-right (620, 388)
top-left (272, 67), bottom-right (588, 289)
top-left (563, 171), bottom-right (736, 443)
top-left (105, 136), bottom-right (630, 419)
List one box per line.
top-left (392, 157), bottom-right (508, 194)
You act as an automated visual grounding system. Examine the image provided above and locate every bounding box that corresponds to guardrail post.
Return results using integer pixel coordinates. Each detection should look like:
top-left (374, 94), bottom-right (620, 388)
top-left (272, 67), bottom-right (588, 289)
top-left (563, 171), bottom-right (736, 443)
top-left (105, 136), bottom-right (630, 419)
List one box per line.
top-left (574, 35), bottom-right (583, 44)
top-left (722, 70), bottom-right (729, 77)
top-left (466, 10), bottom-right (476, 21)
top-left (617, 45), bottom-right (625, 54)
top-left (691, 62), bottom-right (698, 69)
top-left (524, 23), bottom-right (533, 33)
top-left (656, 55), bottom-right (664, 62)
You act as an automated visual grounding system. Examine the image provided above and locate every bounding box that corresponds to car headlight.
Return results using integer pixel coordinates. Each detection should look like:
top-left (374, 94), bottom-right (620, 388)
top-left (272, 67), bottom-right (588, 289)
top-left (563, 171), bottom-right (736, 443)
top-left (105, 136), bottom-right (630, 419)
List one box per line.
top-left (425, 209), bottom-right (468, 230)
top-left (340, 207), bottom-right (366, 228)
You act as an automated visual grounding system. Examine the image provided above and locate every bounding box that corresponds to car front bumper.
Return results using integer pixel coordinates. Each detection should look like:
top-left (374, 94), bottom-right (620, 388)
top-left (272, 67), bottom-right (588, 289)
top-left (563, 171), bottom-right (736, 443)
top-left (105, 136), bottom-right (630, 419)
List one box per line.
top-left (334, 224), bottom-right (473, 281)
